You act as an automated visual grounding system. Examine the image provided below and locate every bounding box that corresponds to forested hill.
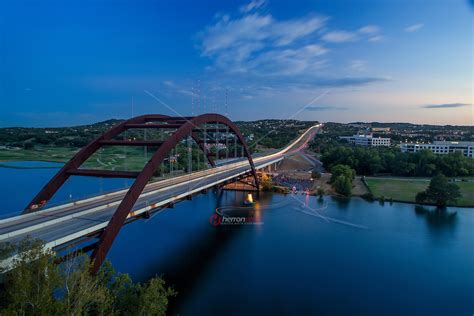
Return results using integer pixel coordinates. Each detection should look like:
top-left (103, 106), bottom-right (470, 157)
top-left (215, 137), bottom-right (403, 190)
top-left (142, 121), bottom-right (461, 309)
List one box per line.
top-left (0, 119), bottom-right (124, 148)
top-left (0, 119), bottom-right (316, 150)
top-left (349, 122), bottom-right (473, 129)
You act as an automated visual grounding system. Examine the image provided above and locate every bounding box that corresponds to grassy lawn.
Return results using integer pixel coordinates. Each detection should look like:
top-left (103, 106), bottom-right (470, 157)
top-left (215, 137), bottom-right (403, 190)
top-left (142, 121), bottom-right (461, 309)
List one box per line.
top-left (0, 146), bottom-right (204, 173)
top-left (0, 147), bottom-right (77, 163)
top-left (0, 147), bottom-right (159, 171)
top-left (456, 182), bottom-right (474, 206)
top-left (366, 177), bottom-right (474, 207)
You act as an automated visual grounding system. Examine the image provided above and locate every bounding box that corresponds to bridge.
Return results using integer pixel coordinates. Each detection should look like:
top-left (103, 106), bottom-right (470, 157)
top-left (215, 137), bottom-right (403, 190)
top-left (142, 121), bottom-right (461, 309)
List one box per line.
top-left (0, 114), bottom-right (320, 273)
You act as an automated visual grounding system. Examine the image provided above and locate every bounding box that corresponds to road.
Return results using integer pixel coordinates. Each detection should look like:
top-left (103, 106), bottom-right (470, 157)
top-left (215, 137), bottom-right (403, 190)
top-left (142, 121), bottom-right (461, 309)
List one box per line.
top-left (0, 125), bottom-right (320, 255)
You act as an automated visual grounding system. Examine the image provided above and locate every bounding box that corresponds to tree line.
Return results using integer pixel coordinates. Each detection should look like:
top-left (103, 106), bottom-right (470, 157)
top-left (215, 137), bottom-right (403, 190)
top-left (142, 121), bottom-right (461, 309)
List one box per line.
top-left (320, 146), bottom-right (474, 177)
top-left (325, 163), bottom-right (463, 206)
top-left (0, 119), bottom-right (315, 151)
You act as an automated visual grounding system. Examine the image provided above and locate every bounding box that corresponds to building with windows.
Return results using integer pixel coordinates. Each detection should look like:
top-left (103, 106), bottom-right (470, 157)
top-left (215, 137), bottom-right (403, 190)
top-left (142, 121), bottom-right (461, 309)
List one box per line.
top-left (340, 134), bottom-right (391, 147)
top-left (400, 141), bottom-right (474, 158)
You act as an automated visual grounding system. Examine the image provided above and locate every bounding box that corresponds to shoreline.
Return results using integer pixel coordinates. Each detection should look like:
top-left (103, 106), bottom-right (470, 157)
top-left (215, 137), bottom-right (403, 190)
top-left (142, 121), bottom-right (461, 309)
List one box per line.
top-left (2, 157), bottom-right (473, 208)
top-left (0, 160), bottom-right (64, 169)
top-left (287, 188), bottom-right (474, 209)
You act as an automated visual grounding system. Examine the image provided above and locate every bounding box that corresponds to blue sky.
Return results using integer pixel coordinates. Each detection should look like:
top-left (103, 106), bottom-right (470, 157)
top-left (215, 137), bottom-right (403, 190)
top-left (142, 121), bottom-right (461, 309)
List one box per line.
top-left (0, 0), bottom-right (472, 127)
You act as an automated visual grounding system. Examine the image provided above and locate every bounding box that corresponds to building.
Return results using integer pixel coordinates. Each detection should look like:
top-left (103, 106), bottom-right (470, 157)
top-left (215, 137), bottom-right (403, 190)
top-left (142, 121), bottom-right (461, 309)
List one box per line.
top-left (340, 134), bottom-right (391, 147)
top-left (371, 127), bottom-right (391, 133)
top-left (400, 141), bottom-right (474, 158)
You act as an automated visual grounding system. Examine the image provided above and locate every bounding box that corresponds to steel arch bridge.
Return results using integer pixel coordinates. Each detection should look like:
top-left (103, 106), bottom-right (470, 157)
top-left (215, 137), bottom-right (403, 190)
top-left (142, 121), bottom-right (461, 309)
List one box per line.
top-left (24, 113), bottom-right (259, 273)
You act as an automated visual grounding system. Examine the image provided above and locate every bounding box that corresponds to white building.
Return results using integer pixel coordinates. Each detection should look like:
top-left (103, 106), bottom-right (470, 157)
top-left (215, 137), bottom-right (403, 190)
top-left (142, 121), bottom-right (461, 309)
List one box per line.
top-left (340, 134), bottom-right (391, 147)
top-left (400, 141), bottom-right (474, 158)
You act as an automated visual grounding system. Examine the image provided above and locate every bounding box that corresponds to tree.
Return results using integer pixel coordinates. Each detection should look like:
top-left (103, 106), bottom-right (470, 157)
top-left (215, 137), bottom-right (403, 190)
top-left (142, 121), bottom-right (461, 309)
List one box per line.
top-left (260, 173), bottom-right (273, 191)
top-left (311, 169), bottom-right (321, 179)
top-left (60, 256), bottom-right (112, 315)
top-left (415, 191), bottom-right (428, 204)
top-left (416, 174), bottom-right (462, 207)
top-left (23, 142), bottom-right (34, 149)
top-left (316, 187), bottom-right (325, 197)
top-left (135, 278), bottom-right (176, 315)
top-left (333, 175), bottom-right (352, 196)
top-left (319, 143), bottom-right (474, 178)
top-left (0, 239), bottom-right (176, 315)
top-left (0, 238), bottom-right (63, 315)
top-left (330, 164), bottom-right (355, 183)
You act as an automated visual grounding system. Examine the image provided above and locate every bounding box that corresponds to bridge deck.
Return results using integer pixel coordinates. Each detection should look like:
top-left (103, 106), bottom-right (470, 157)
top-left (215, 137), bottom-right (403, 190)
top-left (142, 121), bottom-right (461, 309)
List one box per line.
top-left (0, 125), bottom-right (319, 254)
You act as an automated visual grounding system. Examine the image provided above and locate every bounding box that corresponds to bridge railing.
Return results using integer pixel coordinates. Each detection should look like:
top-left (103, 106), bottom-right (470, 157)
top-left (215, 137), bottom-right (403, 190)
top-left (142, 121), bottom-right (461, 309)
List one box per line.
top-left (1, 125), bottom-right (319, 223)
top-left (0, 152), bottom-right (273, 223)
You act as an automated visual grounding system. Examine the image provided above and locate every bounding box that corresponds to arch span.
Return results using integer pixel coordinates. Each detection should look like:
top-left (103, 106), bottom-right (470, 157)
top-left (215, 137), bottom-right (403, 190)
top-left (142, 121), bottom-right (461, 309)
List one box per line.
top-left (23, 114), bottom-right (259, 274)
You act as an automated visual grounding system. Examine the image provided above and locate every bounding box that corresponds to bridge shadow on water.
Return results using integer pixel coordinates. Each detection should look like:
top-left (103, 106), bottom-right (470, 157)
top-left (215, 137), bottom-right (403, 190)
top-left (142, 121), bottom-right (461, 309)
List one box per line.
top-left (123, 190), bottom-right (273, 313)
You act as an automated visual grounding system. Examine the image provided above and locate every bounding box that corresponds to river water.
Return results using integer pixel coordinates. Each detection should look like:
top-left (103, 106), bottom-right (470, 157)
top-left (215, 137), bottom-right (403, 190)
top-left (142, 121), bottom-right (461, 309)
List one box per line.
top-left (0, 162), bottom-right (473, 315)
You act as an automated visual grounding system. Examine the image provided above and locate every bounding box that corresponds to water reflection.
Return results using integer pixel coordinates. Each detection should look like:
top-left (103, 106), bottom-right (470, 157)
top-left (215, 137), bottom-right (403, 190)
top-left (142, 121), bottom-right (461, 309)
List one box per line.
top-left (145, 192), bottom-right (253, 313)
top-left (414, 205), bottom-right (458, 233)
top-left (330, 196), bottom-right (351, 210)
top-left (2, 162), bottom-right (473, 315)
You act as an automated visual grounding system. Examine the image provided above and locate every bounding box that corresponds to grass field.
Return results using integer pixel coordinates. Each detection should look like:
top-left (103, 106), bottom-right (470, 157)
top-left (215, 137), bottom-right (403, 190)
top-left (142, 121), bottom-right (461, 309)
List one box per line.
top-left (366, 177), bottom-right (474, 207)
top-left (0, 146), bottom-right (207, 172)
top-left (0, 146), bottom-right (152, 170)
top-left (0, 147), bottom-right (77, 163)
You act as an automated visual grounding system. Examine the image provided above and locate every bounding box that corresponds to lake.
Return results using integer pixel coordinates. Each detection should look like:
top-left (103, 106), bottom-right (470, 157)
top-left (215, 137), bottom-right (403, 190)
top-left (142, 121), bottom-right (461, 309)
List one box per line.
top-left (0, 162), bottom-right (473, 315)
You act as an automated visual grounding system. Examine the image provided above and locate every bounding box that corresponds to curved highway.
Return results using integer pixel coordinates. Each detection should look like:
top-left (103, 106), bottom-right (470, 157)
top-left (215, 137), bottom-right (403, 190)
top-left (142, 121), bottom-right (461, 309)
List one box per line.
top-left (0, 124), bottom-right (320, 257)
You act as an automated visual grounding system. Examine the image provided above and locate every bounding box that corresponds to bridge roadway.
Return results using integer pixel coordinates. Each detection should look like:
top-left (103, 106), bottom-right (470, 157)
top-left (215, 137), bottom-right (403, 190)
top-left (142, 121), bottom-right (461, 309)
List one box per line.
top-left (0, 125), bottom-right (319, 252)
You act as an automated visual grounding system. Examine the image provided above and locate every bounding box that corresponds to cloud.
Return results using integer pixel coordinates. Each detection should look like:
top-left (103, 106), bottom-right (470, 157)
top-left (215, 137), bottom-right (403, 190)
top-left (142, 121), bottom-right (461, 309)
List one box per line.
top-left (272, 16), bottom-right (327, 46)
top-left (321, 30), bottom-right (358, 43)
top-left (405, 23), bottom-right (424, 32)
top-left (350, 60), bottom-right (367, 71)
top-left (199, 12), bottom-right (327, 74)
top-left (240, 0), bottom-right (266, 13)
top-left (315, 76), bottom-right (389, 87)
top-left (163, 80), bottom-right (174, 87)
top-left (323, 26), bottom-right (384, 43)
top-left (200, 14), bottom-right (272, 57)
top-left (196, 3), bottom-right (389, 96)
top-left (200, 14), bottom-right (326, 56)
top-left (248, 44), bottom-right (328, 75)
top-left (422, 103), bottom-right (470, 108)
top-left (305, 105), bottom-right (346, 111)
top-left (368, 35), bottom-right (385, 42)
top-left (358, 25), bottom-right (380, 34)
top-left (244, 76), bottom-right (389, 90)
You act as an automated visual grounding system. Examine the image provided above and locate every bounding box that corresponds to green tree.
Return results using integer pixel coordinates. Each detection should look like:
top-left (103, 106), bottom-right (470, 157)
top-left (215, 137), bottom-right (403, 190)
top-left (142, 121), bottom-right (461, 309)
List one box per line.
top-left (135, 278), bottom-right (176, 315)
top-left (0, 239), bottom-right (176, 315)
top-left (415, 191), bottom-right (428, 204)
top-left (0, 238), bottom-right (63, 315)
top-left (415, 174), bottom-right (462, 207)
top-left (60, 256), bottom-right (112, 315)
top-left (319, 142), bottom-right (474, 178)
top-left (330, 164), bottom-right (355, 183)
top-left (333, 175), bottom-right (352, 196)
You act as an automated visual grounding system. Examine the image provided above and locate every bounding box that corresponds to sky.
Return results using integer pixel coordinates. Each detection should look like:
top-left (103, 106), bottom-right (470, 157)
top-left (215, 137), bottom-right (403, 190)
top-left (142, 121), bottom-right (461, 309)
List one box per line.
top-left (0, 0), bottom-right (472, 127)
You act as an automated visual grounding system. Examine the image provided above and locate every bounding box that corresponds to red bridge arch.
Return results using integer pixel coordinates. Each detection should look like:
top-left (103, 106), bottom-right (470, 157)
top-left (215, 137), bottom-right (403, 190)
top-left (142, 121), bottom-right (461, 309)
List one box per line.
top-left (24, 114), bottom-right (259, 273)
